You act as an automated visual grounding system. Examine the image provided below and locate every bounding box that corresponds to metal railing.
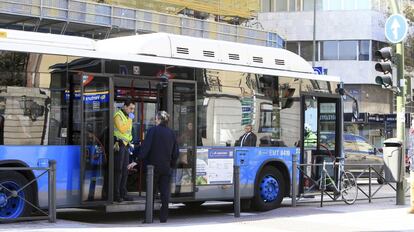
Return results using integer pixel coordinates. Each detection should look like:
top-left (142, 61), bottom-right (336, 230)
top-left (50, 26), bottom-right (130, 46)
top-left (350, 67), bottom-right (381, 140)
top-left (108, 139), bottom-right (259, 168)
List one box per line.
top-left (291, 157), bottom-right (410, 207)
top-left (0, 160), bottom-right (56, 223)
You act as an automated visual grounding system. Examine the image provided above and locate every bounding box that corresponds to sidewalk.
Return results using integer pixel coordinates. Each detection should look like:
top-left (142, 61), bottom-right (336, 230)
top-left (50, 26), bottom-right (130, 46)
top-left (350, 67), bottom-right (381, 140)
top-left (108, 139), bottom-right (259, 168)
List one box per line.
top-left (1, 197), bottom-right (413, 232)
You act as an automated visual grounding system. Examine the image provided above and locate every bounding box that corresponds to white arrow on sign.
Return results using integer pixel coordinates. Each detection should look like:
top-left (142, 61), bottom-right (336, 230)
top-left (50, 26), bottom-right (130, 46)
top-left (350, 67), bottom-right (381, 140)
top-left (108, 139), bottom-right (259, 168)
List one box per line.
top-left (391, 18), bottom-right (400, 40)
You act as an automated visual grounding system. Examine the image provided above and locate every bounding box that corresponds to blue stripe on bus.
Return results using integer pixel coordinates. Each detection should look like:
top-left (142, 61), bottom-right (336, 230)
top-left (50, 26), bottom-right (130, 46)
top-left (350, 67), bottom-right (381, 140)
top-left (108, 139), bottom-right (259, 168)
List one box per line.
top-left (234, 147), bottom-right (300, 187)
top-left (0, 146), bottom-right (81, 206)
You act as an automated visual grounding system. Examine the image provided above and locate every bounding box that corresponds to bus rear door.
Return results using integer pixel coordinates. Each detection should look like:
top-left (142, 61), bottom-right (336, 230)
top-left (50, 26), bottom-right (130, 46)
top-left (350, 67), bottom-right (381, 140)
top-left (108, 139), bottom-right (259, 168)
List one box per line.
top-left (300, 93), bottom-right (343, 193)
top-left (168, 79), bottom-right (197, 199)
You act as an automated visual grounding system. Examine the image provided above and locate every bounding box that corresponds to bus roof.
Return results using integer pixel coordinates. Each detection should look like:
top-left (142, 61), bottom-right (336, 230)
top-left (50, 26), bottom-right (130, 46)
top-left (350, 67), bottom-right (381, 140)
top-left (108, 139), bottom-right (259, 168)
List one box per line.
top-left (0, 29), bottom-right (340, 82)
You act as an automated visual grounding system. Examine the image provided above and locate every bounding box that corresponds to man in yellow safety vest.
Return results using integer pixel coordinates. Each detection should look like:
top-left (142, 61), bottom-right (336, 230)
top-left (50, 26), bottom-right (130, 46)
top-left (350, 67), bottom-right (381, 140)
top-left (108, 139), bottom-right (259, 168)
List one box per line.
top-left (113, 99), bottom-right (135, 202)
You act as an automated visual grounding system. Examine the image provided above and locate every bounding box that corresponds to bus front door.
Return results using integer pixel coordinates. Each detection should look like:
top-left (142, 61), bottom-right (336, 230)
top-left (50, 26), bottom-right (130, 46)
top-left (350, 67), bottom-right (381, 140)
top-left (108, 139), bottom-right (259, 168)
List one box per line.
top-left (168, 80), bottom-right (197, 198)
top-left (80, 74), bottom-right (113, 203)
top-left (301, 94), bottom-right (342, 192)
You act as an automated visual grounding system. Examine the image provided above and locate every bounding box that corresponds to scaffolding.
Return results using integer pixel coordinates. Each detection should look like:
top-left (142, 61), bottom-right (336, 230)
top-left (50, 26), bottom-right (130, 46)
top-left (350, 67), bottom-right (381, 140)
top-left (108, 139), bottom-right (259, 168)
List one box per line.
top-left (103, 0), bottom-right (259, 20)
top-left (0, 0), bottom-right (282, 48)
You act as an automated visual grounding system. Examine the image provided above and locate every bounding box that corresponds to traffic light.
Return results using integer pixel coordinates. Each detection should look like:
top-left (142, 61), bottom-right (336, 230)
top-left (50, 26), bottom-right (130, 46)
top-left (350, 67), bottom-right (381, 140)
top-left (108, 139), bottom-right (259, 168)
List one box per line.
top-left (280, 87), bottom-right (295, 109)
top-left (374, 47), bottom-right (393, 88)
top-left (375, 75), bottom-right (393, 87)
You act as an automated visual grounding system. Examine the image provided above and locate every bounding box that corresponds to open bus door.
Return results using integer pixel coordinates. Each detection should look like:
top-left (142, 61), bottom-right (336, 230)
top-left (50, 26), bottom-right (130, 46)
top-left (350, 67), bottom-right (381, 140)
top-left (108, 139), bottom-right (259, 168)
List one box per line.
top-left (78, 74), bottom-right (198, 205)
top-left (168, 79), bottom-right (197, 199)
top-left (112, 75), bottom-right (166, 197)
top-left (300, 93), bottom-right (343, 193)
top-left (80, 74), bottom-right (113, 203)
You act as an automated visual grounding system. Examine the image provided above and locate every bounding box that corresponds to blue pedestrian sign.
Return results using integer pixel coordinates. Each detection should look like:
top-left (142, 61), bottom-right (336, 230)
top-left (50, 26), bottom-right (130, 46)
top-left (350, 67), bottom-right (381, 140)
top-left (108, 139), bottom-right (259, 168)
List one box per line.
top-left (385, 14), bottom-right (408, 44)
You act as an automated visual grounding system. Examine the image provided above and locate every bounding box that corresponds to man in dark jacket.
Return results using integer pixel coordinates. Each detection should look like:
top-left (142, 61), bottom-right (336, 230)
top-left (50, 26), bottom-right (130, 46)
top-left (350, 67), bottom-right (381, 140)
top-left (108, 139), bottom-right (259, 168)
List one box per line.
top-left (236, 124), bottom-right (257, 147)
top-left (128, 111), bottom-right (179, 222)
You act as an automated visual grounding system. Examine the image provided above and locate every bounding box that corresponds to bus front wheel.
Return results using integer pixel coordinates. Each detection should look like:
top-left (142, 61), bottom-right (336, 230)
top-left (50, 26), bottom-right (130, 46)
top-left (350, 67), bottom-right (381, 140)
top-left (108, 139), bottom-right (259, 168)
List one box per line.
top-left (0, 171), bottom-right (34, 219)
top-left (253, 166), bottom-right (285, 211)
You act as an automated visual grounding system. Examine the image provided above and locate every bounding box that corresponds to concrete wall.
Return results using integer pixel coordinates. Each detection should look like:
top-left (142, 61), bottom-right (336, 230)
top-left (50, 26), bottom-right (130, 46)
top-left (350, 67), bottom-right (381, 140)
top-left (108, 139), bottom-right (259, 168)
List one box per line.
top-left (258, 10), bottom-right (386, 41)
top-left (258, 10), bottom-right (387, 85)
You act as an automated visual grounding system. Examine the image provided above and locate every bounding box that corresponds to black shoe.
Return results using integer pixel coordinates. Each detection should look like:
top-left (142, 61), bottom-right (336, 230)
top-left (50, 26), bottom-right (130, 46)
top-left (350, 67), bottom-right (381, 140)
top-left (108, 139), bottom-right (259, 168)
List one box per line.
top-left (122, 196), bottom-right (134, 201)
top-left (160, 219), bottom-right (167, 223)
top-left (114, 197), bottom-right (123, 203)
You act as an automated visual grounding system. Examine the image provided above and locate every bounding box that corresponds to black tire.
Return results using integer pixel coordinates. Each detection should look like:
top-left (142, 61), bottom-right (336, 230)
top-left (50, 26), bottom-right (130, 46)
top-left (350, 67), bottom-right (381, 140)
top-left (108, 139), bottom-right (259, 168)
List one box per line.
top-left (377, 177), bottom-right (385, 185)
top-left (341, 171), bottom-right (358, 205)
top-left (0, 171), bottom-right (34, 219)
top-left (253, 166), bottom-right (285, 211)
top-left (377, 169), bottom-right (385, 185)
top-left (183, 201), bottom-right (205, 208)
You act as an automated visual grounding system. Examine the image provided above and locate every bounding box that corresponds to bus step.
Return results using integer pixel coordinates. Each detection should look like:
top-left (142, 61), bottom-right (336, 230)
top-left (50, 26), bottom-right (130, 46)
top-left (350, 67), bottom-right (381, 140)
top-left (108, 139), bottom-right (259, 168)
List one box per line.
top-left (105, 198), bottom-right (161, 213)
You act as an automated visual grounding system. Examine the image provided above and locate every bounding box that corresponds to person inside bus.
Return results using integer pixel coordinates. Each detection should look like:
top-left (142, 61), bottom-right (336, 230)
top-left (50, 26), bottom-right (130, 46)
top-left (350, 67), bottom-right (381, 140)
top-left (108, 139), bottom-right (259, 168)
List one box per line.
top-left (304, 123), bottom-right (317, 148)
top-left (235, 124), bottom-right (257, 147)
top-left (178, 122), bottom-right (202, 147)
top-left (128, 111), bottom-right (179, 223)
top-left (113, 99), bottom-right (135, 203)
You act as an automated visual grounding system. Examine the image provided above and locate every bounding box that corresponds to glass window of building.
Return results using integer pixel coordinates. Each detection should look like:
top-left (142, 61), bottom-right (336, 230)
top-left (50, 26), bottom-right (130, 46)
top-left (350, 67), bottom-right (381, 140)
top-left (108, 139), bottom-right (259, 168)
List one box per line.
top-left (321, 41), bottom-right (338, 60)
top-left (300, 41), bottom-right (318, 61)
top-left (276, 0), bottom-right (288, 11)
top-left (358, 40), bottom-right (370, 60)
top-left (331, 0), bottom-right (341, 10)
top-left (371, 40), bottom-right (388, 61)
top-left (286, 42), bottom-right (299, 54)
top-left (296, 0), bottom-right (301, 11)
top-left (339, 40), bottom-right (357, 60)
top-left (261, 0), bottom-right (274, 12)
top-left (303, 0), bottom-right (322, 11)
top-left (356, 0), bottom-right (371, 10)
top-left (371, 40), bottom-right (380, 61)
top-left (289, 0), bottom-right (296, 11)
top-left (343, 0), bottom-right (355, 10)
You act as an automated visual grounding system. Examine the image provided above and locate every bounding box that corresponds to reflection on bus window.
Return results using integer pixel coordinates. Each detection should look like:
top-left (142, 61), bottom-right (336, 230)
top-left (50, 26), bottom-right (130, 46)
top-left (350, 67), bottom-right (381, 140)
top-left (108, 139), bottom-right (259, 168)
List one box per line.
top-left (0, 51), bottom-right (78, 145)
top-left (195, 69), bottom-right (301, 147)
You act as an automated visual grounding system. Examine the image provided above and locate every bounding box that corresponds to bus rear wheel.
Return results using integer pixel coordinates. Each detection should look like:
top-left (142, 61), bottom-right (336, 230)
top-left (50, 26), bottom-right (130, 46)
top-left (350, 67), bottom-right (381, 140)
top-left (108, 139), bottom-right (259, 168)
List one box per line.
top-left (0, 171), bottom-right (34, 219)
top-left (253, 166), bottom-right (285, 211)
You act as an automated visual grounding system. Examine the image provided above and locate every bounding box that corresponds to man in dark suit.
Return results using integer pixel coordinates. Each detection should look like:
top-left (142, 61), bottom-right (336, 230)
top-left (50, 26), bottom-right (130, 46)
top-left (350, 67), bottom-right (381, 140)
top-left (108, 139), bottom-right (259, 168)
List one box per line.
top-left (128, 111), bottom-right (179, 223)
top-left (236, 124), bottom-right (257, 147)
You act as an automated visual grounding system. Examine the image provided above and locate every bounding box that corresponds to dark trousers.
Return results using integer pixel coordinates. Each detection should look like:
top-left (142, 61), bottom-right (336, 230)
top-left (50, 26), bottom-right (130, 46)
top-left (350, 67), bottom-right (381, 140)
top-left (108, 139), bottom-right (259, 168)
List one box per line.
top-left (114, 143), bottom-right (129, 199)
top-left (155, 172), bottom-right (171, 222)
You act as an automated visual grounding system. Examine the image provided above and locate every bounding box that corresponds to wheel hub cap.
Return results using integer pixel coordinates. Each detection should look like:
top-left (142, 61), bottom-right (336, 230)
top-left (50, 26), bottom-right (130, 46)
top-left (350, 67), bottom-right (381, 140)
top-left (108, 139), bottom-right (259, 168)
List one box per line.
top-left (0, 181), bottom-right (25, 218)
top-left (260, 175), bottom-right (279, 202)
top-left (0, 193), bottom-right (7, 207)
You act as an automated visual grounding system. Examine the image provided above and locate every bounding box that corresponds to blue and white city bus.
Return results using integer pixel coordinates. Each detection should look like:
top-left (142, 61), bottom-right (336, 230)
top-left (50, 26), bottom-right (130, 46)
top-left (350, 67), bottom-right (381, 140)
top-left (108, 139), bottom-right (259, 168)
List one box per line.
top-left (0, 29), bottom-right (344, 219)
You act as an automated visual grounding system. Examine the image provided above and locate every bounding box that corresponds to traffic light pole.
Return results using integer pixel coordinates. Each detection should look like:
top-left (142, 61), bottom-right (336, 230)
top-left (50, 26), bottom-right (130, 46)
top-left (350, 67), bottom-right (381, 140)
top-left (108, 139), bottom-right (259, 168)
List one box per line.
top-left (390, 0), bottom-right (406, 205)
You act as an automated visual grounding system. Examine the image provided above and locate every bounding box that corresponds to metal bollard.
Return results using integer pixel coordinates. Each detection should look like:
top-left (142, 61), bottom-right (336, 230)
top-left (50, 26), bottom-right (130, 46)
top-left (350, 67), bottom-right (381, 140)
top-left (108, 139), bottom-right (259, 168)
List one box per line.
top-left (144, 165), bottom-right (154, 223)
top-left (320, 161), bottom-right (326, 208)
top-left (368, 165), bottom-right (372, 203)
top-left (48, 160), bottom-right (56, 223)
top-left (292, 154), bottom-right (297, 207)
top-left (233, 165), bottom-right (240, 218)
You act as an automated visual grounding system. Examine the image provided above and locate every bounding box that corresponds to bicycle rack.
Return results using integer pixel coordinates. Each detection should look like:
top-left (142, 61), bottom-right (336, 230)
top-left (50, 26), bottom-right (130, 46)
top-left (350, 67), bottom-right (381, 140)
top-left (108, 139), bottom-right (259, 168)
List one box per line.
top-left (291, 158), bottom-right (411, 207)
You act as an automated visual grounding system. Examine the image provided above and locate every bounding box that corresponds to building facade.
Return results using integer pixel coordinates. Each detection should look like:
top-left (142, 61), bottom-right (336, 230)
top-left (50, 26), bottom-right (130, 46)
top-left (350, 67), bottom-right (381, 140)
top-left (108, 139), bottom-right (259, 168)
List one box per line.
top-left (0, 0), bottom-right (284, 48)
top-left (257, 0), bottom-right (403, 147)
